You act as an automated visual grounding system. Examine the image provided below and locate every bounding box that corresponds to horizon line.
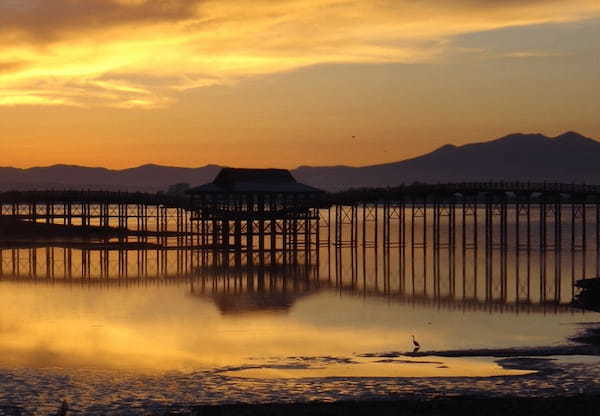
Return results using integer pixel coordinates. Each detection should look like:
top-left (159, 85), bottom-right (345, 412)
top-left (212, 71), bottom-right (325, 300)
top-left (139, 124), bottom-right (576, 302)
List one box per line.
top-left (0, 130), bottom-right (595, 171)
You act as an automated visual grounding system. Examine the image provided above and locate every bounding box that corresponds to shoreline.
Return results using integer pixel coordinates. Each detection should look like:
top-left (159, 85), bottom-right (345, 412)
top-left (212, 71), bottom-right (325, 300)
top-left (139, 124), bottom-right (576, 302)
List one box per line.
top-left (1, 347), bottom-right (599, 414)
top-left (188, 396), bottom-right (600, 416)
top-left (4, 395), bottom-right (600, 416)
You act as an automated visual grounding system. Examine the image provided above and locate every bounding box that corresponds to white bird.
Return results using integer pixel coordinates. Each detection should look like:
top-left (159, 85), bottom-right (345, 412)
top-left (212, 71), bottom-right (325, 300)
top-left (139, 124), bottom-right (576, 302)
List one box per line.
top-left (411, 335), bottom-right (420, 353)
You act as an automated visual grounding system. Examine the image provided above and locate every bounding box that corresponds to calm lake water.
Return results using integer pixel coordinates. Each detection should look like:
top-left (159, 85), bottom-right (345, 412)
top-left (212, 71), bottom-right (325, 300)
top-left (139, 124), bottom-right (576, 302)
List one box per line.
top-left (1, 209), bottom-right (600, 414)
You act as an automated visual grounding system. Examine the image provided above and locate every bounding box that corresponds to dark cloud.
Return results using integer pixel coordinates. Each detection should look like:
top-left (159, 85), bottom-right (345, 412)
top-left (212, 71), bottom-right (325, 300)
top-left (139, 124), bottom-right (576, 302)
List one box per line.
top-left (0, 0), bottom-right (202, 41)
top-left (0, 61), bottom-right (29, 74)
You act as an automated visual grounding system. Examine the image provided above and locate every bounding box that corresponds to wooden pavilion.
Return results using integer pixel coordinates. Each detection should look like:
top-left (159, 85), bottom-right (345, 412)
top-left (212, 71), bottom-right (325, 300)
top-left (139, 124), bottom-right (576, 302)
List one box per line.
top-left (187, 168), bottom-right (326, 262)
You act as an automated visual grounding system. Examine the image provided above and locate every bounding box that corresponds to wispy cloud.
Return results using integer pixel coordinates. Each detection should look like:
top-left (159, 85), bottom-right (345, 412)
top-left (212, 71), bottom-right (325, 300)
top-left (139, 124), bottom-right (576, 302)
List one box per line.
top-left (1, 0), bottom-right (598, 108)
top-left (502, 50), bottom-right (568, 58)
top-left (0, 0), bottom-right (201, 41)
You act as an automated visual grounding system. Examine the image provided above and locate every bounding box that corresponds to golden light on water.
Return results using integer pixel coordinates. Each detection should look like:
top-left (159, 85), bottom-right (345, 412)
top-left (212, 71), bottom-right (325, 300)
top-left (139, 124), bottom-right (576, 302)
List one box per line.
top-left (223, 358), bottom-right (533, 379)
top-left (0, 279), bottom-right (586, 378)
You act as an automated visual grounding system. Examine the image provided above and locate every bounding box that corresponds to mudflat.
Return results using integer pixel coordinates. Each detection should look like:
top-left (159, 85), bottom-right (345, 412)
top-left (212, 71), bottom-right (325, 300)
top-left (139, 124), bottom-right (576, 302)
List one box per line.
top-left (190, 396), bottom-right (600, 416)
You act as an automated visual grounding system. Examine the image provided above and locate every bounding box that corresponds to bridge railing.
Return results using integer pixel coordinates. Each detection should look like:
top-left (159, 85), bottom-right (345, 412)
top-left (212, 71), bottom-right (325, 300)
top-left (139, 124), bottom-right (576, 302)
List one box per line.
top-left (2, 182), bottom-right (600, 207)
top-left (0, 190), bottom-right (191, 207)
top-left (329, 181), bottom-right (600, 203)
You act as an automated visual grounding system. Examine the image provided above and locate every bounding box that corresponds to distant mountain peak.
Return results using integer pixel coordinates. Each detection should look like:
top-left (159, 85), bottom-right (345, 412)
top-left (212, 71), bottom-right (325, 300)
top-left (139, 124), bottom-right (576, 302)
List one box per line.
top-left (553, 131), bottom-right (594, 144)
top-left (487, 131), bottom-right (596, 147)
top-left (134, 163), bottom-right (164, 169)
top-left (496, 132), bottom-right (547, 142)
top-left (45, 164), bottom-right (86, 169)
top-left (433, 144), bottom-right (457, 153)
top-left (42, 164), bottom-right (108, 171)
top-left (555, 131), bottom-right (585, 138)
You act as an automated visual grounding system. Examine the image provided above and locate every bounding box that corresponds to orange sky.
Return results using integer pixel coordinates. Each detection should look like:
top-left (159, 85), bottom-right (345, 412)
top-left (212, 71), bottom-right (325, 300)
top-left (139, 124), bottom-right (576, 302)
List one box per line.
top-left (0, 0), bottom-right (599, 168)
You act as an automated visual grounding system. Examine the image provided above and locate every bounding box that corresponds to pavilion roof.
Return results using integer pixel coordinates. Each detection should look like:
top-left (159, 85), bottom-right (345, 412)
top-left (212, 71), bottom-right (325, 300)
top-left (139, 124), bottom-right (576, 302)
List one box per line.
top-left (188, 168), bottom-right (324, 194)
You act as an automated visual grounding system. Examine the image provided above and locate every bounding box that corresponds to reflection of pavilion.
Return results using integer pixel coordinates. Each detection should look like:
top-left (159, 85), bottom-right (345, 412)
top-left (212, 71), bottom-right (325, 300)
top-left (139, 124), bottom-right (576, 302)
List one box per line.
top-left (189, 263), bottom-right (319, 314)
top-left (197, 290), bottom-right (316, 315)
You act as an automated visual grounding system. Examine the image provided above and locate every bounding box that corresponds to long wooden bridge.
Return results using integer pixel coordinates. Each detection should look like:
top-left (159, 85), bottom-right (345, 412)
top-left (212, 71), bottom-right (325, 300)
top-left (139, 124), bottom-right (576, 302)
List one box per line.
top-left (1, 182), bottom-right (600, 254)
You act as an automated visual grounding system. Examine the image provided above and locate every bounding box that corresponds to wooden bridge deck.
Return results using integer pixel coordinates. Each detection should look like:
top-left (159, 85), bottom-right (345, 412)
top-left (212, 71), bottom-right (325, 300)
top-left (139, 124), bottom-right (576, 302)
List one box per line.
top-left (2, 181), bottom-right (600, 207)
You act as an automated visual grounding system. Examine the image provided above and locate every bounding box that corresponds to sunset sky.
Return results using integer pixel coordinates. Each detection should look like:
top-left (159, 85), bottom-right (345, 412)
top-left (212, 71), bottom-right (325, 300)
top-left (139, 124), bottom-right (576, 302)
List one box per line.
top-left (1, 0), bottom-right (599, 169)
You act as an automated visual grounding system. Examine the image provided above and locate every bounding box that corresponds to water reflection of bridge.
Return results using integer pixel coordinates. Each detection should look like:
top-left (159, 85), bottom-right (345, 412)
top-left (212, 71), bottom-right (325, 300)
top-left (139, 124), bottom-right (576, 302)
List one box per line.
top-left (0, 245), bottom-right (586, 314)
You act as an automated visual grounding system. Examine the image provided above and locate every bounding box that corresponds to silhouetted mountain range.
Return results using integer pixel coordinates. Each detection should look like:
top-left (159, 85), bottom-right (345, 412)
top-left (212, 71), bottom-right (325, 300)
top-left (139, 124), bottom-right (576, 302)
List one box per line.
top-left (0, 164), bottom-right (223, 192)
top-left (294, 131), bottom-right (600, 190)
top-left (0, 131), bottom-right (598, 192)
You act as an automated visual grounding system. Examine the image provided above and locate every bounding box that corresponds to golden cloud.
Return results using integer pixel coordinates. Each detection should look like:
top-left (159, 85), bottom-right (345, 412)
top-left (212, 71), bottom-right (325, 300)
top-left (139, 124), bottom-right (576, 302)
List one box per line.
top-left (1, 0), bottom-right (598, 108)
